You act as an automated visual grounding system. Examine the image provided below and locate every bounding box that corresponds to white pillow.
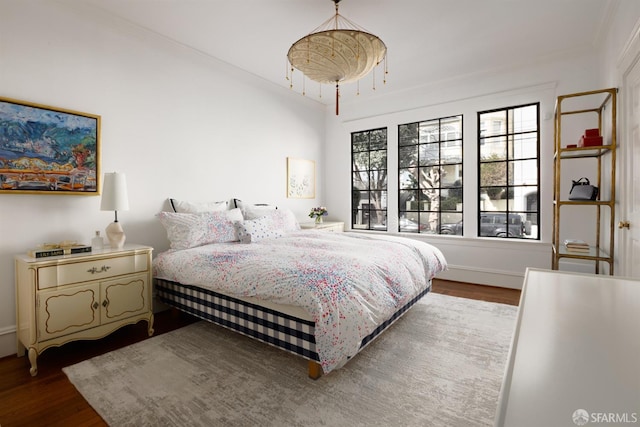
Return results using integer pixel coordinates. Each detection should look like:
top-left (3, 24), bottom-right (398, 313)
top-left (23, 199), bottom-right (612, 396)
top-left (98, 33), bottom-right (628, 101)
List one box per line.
top-left (170, 198), bottom-right (228, 213)
top-left (233, 199), bottom-right (277, 219)
top-left (158, 208), bottom-right (243, 250)
top-left (267, 208), bottom-right (300, 232)
top-left (234, 216), bottom-right (284, 243)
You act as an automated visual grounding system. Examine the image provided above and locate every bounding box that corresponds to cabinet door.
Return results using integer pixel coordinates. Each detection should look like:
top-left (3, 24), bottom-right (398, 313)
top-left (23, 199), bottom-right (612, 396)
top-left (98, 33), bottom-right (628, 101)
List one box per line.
top-left (101, 273), bottom-right (149, 324)
top-left (38, 283), bottom-right (101, 341)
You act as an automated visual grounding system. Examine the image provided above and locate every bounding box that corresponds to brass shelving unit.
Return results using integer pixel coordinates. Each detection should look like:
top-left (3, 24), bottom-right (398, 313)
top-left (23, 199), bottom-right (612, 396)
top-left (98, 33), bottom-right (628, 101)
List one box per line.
top-left (552, 88), bottom-right (617, 275)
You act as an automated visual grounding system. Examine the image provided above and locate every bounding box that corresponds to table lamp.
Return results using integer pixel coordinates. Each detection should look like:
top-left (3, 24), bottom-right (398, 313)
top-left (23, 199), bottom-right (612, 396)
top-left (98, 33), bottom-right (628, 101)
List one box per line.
top-left (100, 172), bottom-right (129, 249)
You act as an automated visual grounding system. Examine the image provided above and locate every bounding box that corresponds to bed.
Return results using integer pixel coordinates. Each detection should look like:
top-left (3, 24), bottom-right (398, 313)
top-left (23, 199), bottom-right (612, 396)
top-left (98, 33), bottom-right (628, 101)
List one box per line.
top-left (153, 202), bottom-right (447, 378)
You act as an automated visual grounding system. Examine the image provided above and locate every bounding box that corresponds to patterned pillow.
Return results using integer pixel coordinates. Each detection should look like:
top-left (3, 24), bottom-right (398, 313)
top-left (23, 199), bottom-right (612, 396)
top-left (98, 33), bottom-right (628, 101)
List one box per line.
top-left (158, 208), bottom-right (243, 249)
top-left (169, 198), bottom-right (229, 213)
top-left (234, 216), bottom-right (284, 243)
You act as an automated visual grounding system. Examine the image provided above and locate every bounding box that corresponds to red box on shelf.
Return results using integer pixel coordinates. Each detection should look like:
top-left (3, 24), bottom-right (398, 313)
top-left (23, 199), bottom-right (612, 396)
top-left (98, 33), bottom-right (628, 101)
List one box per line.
top-left (584, 128), bottom-right (600, 137)
top-left (578, 136), bottom-right (603, 147)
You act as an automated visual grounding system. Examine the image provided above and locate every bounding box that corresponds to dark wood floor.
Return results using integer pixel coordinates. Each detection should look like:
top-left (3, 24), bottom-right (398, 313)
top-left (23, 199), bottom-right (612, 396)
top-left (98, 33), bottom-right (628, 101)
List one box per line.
top-left (0, 279), bottom-right (520, 427)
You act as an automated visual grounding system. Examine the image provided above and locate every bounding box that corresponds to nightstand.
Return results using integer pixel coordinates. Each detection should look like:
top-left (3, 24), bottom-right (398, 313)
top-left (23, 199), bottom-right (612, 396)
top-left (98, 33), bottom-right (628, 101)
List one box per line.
top-left (300, 221), bottom-right (344, 232)
top-left (15, 244), bottom-right (154, 376)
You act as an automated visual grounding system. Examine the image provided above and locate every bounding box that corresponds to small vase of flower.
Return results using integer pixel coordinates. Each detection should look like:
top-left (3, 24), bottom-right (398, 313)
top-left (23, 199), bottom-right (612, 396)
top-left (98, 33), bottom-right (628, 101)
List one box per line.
top-left (309, 206), bottom-right (328, 224)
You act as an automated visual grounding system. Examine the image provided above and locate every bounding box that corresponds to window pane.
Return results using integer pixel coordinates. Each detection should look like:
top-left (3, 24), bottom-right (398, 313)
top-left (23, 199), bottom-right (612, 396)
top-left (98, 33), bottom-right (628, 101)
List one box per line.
top-left (419, 120), bottom-right (439, 143)
top-left (419, 143), bottom-right (439, 166)
top-left (370, 129), bottom-right (387, 150)
top-left (480, 111), bottom-right (507, 137)
top-left (353, 151), bottom-right (369, 169)
top-left (442, 140), bottom-right (462, 163)
top-left (509, 132), bottom-right (538, 159)
top-left (399, 123), bottom-right (418, 146)
top-left (511, 104), bottom-right (538, 133)
top-left (441, 187), bottom-right (463, 211)
top-left (441, 164), bottom-right (462, 187)
top-left (352, 171), bottom-right (368, 189)
top-left (399, 170), bottom-right (418, 190)
top-left (480, 162), bottom-right (507, 186)
top-left (509, 160), bottom-right (537, 185)
top-left (480, 136), bottom-right (507, 160)
top-left (369, 149), bottom-right (387, 169)
top-left (369, 170), bottom-right (387, 190)
top-left (400, 189), bottom-right (419, 211)
top-left (399, 146), bottom-right (416, 168)
top-left (441, 116), bottom-right (462, 141)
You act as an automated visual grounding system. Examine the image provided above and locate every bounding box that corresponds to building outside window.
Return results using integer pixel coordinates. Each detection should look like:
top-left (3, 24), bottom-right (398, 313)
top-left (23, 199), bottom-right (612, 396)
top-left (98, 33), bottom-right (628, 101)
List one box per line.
top-left (478, 103), bottom-right (540, 239)
top-left (398, 116), bottom-right (463, 234)
top-left (352, 128), bottom-right (387, 230)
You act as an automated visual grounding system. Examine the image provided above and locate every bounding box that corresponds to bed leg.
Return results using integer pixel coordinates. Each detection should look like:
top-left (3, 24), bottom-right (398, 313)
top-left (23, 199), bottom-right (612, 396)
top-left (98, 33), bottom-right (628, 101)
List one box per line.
top-left (308, 361), bottom-right (322, 380)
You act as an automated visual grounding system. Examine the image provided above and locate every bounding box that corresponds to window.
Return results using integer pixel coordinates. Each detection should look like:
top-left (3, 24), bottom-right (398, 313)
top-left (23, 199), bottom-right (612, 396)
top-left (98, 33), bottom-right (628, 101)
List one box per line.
top-left (352, 128), bottom-right (387, 230)
top-left (478, 103), bottom-right (539, 239)
top-left (398, 116), bottom-right (463, 234)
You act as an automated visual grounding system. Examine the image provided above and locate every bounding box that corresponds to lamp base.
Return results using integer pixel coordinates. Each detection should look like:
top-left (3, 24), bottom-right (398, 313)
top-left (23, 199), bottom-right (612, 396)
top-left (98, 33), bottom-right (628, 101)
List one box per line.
top-left (105, 221), bottom-right (126, 249)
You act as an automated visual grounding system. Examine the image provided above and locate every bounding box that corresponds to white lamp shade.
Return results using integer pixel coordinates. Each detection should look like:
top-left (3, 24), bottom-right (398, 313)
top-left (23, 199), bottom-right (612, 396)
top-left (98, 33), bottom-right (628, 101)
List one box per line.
top-left (100, 172), bottom-right (129, 212)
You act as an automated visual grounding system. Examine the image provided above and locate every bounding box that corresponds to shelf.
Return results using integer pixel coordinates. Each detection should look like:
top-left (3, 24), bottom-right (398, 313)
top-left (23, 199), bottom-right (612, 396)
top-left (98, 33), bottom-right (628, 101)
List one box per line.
top-left (554, 200), bottom-right (613, 206)
top-left (552, 87), bottom-right (617, 275)
top-left (556, 145), bottom-right (613, 159)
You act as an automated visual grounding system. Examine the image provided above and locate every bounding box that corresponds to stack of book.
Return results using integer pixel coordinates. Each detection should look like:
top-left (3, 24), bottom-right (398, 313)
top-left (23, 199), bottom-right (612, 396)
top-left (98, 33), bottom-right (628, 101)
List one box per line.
top-left (563, 239), bottom-right (590, 253)
top-left (28, 243), bottom-right (92, 258)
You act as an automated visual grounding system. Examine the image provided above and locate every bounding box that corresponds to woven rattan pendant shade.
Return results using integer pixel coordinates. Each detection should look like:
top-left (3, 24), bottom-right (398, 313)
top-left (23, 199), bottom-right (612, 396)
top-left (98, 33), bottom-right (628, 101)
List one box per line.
top-left (287, 0), bottom-right (387, 115)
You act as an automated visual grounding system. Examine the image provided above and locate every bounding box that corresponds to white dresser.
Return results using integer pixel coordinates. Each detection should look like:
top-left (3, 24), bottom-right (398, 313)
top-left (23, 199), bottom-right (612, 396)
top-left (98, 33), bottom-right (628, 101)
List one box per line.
top-left (495, 268), bottom-right (640, 426)
top-left (15, 244), bottom-right (154, 376)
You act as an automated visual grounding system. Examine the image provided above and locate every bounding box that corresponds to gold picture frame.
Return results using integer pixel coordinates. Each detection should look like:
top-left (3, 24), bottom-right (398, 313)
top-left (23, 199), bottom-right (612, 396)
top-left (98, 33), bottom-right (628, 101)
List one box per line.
top-left (286, 157), bottom-right (315, 199)
top-left (0, 96), bottom-right (101, 195)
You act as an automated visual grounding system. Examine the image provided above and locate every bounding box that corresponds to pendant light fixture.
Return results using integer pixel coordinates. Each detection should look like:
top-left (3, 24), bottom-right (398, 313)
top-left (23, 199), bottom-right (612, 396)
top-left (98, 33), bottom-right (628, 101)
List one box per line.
top-left (287, 0), bottom-right (387, 115)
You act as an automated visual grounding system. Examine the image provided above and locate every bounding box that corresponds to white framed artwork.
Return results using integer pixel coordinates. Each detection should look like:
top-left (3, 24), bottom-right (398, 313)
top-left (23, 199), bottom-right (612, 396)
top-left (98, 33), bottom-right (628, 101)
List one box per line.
top-left (286, 157), bottom-right (315, 199)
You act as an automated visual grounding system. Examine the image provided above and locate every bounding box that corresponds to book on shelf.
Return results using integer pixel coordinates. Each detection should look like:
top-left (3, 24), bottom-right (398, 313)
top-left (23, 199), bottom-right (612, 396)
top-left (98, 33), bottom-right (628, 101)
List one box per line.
top-left (565, 246), bottom-right (591, 253)
top-left (563, 239), bottom-right (590, 253)
top-left (563, 239), bottom-right (589, 247)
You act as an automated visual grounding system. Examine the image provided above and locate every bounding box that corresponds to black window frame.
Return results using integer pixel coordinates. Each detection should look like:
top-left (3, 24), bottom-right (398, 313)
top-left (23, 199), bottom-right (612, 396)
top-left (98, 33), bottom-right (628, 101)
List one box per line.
top-left (397, 115), bottom-right (464, 234)
top-left (351, 127), bottom-right (388, 231)
top-left (477, 103), bottom-right (540, 240)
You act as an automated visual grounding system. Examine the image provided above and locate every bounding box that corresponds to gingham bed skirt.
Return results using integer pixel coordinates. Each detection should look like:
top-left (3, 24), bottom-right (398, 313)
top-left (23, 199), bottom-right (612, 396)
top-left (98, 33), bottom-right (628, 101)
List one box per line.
top-left (155, 278), bottom-right (431, 365)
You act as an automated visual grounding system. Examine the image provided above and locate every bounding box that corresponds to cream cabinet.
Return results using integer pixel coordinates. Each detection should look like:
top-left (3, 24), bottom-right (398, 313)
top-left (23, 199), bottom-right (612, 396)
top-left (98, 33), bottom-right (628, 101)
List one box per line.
top-left (15, 244), bottom-right (154, 376)
top-left (300, 221), bottom-right (345, 232)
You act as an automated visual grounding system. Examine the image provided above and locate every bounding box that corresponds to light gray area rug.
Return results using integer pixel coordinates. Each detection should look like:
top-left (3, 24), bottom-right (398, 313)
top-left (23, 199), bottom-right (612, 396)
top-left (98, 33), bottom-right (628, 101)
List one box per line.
top-left (63, 293), bottom-right (517, 427)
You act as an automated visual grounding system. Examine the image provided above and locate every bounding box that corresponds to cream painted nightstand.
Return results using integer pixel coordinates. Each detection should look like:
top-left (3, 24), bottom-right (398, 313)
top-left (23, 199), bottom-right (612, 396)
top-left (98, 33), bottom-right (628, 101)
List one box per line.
top-left (300, 221), bottom-right (344, 232)
top-left (15, 244), bottom-right (154, 376)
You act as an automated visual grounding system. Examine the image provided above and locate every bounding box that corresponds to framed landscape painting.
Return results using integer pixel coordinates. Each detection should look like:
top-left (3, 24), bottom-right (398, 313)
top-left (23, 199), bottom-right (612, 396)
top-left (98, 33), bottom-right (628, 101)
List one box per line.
top-left (287, 157), bottom-right (315, 199)
top-left (0, 97), bottom-right (101, 195)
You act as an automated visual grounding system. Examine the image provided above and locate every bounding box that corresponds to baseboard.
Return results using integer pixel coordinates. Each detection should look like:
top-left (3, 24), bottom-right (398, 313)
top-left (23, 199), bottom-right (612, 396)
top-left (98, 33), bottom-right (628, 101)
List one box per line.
top-left (0, 325), bottom-right (16, 359)
top-left (437, 264), bottom-right (525, 289)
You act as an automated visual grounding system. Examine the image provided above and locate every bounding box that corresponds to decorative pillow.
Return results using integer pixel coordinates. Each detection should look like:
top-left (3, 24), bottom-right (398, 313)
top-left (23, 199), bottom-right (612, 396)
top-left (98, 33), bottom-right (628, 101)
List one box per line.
top-left (169, 198), bottom-right (228, 213)
top-left (233, 199), bottom-right (277, 219)
top-left (266, 208), bottom-right (300, 232)
top-left (157, 208), bottom-right (243, 249)
top-left (234, 216), bottom-right (284, 243)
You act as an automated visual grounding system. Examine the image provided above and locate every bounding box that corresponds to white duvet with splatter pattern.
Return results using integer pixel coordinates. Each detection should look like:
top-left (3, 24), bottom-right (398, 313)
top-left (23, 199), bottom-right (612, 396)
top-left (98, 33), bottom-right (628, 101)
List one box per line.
top-left (153, 231), bottom-right (447, 373)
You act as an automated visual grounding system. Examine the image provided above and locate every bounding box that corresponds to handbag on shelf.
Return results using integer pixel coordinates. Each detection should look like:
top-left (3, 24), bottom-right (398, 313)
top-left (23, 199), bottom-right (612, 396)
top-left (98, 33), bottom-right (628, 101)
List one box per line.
top-left (569, 177), bottom-right (599, 201)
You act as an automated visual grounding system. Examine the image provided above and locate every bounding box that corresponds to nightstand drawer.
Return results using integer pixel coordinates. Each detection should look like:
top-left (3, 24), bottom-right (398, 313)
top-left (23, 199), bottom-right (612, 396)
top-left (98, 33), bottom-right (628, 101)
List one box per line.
top-left (37, 254), bottom-right (148, 289)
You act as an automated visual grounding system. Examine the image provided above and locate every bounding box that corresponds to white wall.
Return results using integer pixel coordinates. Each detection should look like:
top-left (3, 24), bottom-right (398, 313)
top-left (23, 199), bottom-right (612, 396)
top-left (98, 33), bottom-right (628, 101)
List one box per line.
top-left (0, 1), bottom-right (325, 358)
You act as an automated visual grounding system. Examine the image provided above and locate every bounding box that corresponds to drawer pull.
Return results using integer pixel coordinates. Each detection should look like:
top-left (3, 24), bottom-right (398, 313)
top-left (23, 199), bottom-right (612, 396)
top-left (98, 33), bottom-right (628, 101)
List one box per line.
top-left (102, 299), bottom-right (109, 308)
top-left (93, 302), bottom-right (99, 310)
top-left (87, 265), bottom-right (111, 274)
